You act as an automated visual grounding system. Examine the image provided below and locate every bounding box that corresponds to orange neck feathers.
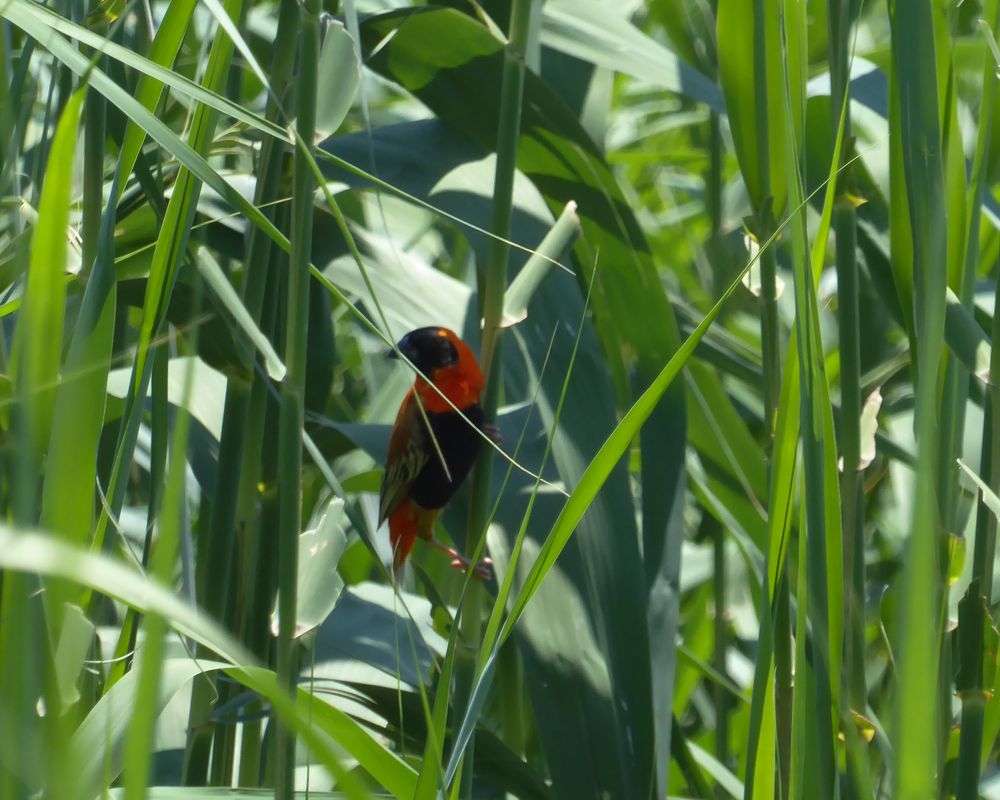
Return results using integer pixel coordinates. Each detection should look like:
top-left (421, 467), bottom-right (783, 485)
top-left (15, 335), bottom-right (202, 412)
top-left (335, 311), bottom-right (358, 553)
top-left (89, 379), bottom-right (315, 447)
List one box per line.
top-left (414, 335), bottom-right (484, 413)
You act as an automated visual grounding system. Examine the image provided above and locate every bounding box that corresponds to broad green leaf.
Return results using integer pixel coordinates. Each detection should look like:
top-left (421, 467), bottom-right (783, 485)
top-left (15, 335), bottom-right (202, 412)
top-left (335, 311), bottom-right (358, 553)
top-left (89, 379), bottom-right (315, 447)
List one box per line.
top-left (51, 602), bottom-right (95, 711)
top-left (316, 21), bottom-right (361, 139)
top-left (107, 357), bottom-right (228, 441)
top-left (501, 201), bottom-right (579, 327)
top-left (541, 0), bottom-right (724, 112)
top-left (945, 288), bottom-right (992, 383)
top-left (196, 248), bottom-right (286, 380)
top-left (688, 741), bottom-right (744, 798)
top-left (312, 582), bottom-right (446, 687)
top-left (74, 657), bottom-right (229, 799)
top-left (0, 530), bottom-right (418, 798)
top-left (274, 497), bottom-right (349, 636)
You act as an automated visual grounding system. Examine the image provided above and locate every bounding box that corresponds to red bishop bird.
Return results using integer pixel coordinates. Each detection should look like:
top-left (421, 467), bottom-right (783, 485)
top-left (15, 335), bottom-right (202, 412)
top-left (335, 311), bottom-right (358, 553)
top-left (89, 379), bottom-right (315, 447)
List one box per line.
top-left (378, 326), bottom-right (492, 579)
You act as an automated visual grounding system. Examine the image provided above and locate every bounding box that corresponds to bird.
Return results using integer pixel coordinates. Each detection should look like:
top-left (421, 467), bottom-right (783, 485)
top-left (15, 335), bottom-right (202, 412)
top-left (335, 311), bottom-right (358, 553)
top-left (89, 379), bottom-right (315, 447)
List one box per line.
top-left (378, 326), bottom-right (493, 579)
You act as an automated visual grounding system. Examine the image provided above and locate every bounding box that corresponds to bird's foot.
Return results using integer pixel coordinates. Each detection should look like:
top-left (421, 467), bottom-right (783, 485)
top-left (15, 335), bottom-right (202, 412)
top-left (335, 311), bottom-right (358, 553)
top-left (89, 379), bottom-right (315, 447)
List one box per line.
top-left (451, 555), bottom-right (494, 581)
top-left (430, 539), bottom-right (493, 580)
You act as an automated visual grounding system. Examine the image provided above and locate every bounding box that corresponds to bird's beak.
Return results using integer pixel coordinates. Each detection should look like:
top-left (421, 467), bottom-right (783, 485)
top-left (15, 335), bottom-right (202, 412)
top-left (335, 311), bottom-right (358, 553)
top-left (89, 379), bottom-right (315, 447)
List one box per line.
top-left (386, 336), bottom-right (405, 359)
top-left (386, 338), bottom-right (417, 362)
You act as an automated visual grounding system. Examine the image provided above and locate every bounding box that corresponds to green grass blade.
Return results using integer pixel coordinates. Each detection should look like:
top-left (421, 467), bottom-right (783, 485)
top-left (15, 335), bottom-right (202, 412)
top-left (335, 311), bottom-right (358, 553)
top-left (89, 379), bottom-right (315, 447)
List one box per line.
top-left (10, 86), bottom-right (82, 484)
top-left (122, 355), bottom-right (195, 799)
top-left (196, 249), bottom-right (286, 380)
top-left (498, 235), bottom-right (757, 648)
top-left (889, 2), bottom-right (949, 796)
top-left (273, 0), bottom-right (318, 792)
top-left (0, 530), bottom-right (418, 797)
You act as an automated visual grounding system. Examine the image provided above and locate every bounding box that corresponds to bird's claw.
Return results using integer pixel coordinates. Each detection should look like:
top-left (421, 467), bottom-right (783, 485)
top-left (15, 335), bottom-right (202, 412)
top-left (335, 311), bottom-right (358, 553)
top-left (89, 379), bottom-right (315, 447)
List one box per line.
top-left (429, 539), bottom-right (493, 580)
top-left (450, 556), bottom-right (493, 581)
top-left (483, 424), bottom-right (503, 446)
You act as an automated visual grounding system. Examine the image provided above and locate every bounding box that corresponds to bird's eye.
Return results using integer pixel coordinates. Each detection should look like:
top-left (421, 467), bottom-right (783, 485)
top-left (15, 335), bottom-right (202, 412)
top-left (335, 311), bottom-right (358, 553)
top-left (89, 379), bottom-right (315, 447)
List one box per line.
top-left (440, 339), bottom-right (459, 366)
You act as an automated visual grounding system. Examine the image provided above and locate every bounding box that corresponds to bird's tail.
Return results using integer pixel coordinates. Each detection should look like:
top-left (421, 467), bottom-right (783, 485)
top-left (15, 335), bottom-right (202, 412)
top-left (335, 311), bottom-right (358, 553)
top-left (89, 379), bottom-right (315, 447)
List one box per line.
top-left (389, 499), bottom-right (440, 571)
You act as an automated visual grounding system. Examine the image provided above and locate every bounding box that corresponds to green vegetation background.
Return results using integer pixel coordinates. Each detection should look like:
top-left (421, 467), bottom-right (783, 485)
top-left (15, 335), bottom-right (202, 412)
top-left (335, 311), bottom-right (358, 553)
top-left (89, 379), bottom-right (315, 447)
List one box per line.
top-left (0, 0), bottom-right (998, 798)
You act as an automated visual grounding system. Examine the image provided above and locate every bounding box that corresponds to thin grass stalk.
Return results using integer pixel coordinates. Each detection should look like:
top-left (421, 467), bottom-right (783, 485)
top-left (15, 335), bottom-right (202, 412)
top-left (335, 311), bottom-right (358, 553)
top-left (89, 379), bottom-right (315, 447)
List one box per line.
top-left (712, 515), bottom-right (729, 781)
top-left (934, 39), bottom-right (969, 780)
top-left (935, 56), bottom-right (971, 800)
top-left (0, 21), bottom-right (10, 180)
top-left (223, 17), bottom-right (302, 773)
top-left (236, 369), bottom-right (278, 786)
top-left (206, 380), bottom-right (252, 785)
top-left (459, 1), bottom-right (533, 794)
top-left (751, 0), bottom-right (780, 437)
top-left (939, 167), bottom-right (969, 541)
top-left (888, 1), bottom-right (948, 796)
top-left (790, 505), bottom-right (810, 800)
top-left (29, 54), bottom-right (59, 209)
top-left (251, 387), bottom-right (284, 786)
top-left (748, 0), bottom-right (792, 794)
top-left (220, 28), bottom-right (302, 779)
top-left (0, 31), bottom-right (36, 244)
top-left (828, 1), bottom-right (870, 782)
top-left (80, 84), bottom-right (103, 280)
top-left (785, 85), bottom-right (840, 800)
top-left (122, 332), bottom-right (197, 800)
top-left (745, 619), bottom-right (778, 800)
top-left (199, 388), bottom-right (249, 629)
top-left (273, 0), bottom-right (319, 792)
top-left (707, 106), bottom-right (732, 781)
top-left (0, 577), bottom-right (40, 798)
top-left (479, 0), bottom-right (533, 380)
top-left (120, 343), bottom-right (170, 676)
top-left (746, 346), bottom-right (804, 800)
top-left (148, 348), bottom-right (170, 548)
top-left (771, 573), bottom-right (792, 798)
top-left (828, 6), bottom-right (871, 797)
top-left (90, 0), bottom-right (239, 562)
top-left (955, 7), bottom-right (1000, 798)
top-left (133, 0), bottom-right (243, 781)
top-left (228, 8), bottom-right (300, 781)
top-left (753, 0), bottom-right (792, 800)
top-left (240, 0), bottom-right (300, 318)
top-left (204, 258), bottom-right (285, 789)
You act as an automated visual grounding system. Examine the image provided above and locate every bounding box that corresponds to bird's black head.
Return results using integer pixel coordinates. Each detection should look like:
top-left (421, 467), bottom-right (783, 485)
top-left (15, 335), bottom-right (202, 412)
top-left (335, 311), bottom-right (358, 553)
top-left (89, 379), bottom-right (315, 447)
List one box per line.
top-left (389, 327), bottom-right (460, 375)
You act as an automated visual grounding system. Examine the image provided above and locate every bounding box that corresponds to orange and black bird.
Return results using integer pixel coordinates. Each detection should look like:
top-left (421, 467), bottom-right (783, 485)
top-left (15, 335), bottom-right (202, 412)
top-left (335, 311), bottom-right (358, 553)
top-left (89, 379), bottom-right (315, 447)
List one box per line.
top-left (378, 326), bottom-right (492, 578)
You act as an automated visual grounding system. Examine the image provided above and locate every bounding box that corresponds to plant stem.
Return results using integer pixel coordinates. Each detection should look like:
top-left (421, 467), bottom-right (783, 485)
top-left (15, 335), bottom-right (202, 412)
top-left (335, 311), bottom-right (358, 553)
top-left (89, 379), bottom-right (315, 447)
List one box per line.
top-left (955, 5), bottom-right (999, 797)
top-left (460, 1), bottom-right (534, 796)
top-left (273, 0), bottom-right (319, 792)
top-left (829, 7), bottom-right (870, 788)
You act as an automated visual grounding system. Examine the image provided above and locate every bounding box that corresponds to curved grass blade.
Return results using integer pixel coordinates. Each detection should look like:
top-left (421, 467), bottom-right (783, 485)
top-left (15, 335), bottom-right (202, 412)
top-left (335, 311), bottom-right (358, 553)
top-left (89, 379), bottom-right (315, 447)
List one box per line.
top-left (0, 529), bottom-right (418, 798)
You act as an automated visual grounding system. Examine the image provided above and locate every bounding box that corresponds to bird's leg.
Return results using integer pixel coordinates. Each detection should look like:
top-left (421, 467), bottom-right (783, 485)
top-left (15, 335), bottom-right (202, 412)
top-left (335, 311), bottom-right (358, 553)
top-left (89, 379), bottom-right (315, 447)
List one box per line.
top-left (428, 539), bottom-right (493, 580)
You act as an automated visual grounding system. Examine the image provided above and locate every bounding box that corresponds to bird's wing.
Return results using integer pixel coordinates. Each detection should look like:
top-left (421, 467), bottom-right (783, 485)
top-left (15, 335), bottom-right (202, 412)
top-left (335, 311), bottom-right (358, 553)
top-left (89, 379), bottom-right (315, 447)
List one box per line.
top-left (378, 391), bottom-right (430, 524)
